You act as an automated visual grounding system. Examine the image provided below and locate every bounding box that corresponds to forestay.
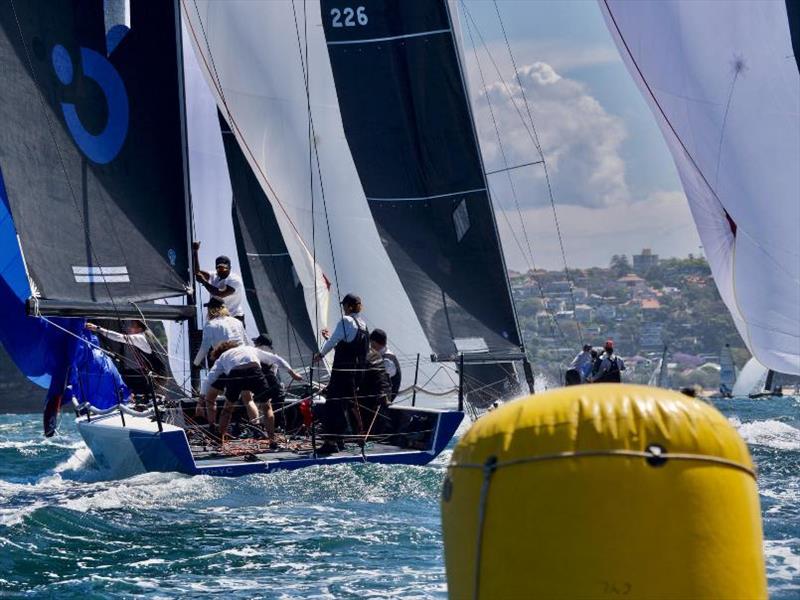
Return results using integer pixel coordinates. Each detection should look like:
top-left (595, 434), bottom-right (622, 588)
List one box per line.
top-left (599, 0), bottom-right (800, 375)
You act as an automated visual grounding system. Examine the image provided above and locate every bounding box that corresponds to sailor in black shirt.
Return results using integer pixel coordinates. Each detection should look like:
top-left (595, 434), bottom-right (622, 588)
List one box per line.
top-left (313, 293), bottom-right (369, 453)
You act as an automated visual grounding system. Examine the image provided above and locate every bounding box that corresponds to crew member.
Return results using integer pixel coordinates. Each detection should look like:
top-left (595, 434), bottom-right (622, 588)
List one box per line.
top-left (192, 241), bottom-right (246, 324)
top-left (252, 333), bottom-right (301, 433)
top-left (570, 344), bottom-right (594, 382)
top-left (193, 298), bottom-right (248, 426)
top-left (369, 329), bottom-right (401, 401)
top-left (312, 293), bottom-right (369, 454)
top-left (86, 320), bottom-right (179, 397)
top-left (592, 340), bottom-right (626, 383)
top-left (201, 340), bottom-right (302, 445)
top-left (358, 342), bottom-right (392, 435)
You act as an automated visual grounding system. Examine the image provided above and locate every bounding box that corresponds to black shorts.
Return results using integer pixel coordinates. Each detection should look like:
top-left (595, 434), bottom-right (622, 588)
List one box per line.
top-left (217, 365), bottom-right (271, 404)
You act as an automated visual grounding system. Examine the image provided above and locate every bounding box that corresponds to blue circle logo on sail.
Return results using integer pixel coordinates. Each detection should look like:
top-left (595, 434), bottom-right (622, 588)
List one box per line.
top-left (50, 44), bottom-right (129, 165)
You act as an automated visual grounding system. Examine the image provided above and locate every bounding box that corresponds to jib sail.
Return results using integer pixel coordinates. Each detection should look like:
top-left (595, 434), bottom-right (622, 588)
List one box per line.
top-left (219, 112), bottom-right (320, 368)
top-left (320, 0), bottom-right (523, 363)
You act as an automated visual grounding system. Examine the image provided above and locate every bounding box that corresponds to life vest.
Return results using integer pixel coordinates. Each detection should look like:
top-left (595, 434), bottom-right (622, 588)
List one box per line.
top-left (596, 355), bottom-right (622, 383)
top-left (331, 317), bottom-right (369, 382)
top-left (384, 350), bottom-right (402, 401)
top-left (360, 349), bottom-right (391, 406)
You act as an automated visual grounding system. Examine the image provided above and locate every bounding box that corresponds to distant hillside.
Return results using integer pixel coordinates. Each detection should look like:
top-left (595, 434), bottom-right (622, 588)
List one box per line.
top-left (512, 252), bottom-right (750, 388)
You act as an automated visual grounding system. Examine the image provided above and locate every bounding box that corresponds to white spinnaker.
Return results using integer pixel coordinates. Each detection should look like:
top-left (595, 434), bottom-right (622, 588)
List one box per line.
top-left (732, 357), bottom-right (769, 397)
top-left (599, 0), bottom-right (800, 375)
top-left (182, 0), bottom-right (455, 397)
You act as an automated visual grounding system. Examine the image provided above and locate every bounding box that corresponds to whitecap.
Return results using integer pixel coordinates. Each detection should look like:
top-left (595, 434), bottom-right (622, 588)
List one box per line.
top-left (732, 419), bottom-right (800, 451)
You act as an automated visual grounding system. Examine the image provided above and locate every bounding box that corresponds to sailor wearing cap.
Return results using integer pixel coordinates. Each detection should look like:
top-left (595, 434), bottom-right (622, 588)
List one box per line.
top-left (312, 293), bottom-right (370, 454)
top-left (592, 339), bottom-right (626, 383)
top-left (193, 297), bottom-right (248, 368)
top-left (192, 241), bottom-right (246, 324)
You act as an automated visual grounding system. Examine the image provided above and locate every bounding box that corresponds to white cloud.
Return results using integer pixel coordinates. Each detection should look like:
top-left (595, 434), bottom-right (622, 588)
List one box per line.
top-left (468, 60), bottom-right (630, 209)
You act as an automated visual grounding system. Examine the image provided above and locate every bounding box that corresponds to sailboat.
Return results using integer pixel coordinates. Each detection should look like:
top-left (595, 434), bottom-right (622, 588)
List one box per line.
top-left (0, 0), bottom-right (530, 477)
top-left (647, 345), bottom-right (670, 389)
top-left (599, 1), bottom-right (800, 384)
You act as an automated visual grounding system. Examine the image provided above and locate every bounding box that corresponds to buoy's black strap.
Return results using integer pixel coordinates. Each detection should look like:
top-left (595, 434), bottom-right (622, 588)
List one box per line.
top-left (449, 449), bottom-right (756, 479)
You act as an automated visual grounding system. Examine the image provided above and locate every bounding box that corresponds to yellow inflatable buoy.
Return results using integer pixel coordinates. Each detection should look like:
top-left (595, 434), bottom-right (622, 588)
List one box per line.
top-left (441, 384), bottom-right (766, 599)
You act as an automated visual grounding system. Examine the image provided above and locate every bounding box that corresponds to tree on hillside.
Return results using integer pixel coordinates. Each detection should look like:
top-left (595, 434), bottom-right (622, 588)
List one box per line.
top-left (610, 254), bottom-right (631, 277)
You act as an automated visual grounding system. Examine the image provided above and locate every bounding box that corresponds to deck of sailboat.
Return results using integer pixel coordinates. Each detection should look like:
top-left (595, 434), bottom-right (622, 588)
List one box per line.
top-left (191, 442), bottom-right (420, 465)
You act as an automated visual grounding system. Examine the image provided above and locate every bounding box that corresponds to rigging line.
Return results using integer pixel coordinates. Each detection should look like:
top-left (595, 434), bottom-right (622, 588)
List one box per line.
top-left (290, 0), bottom-right (342, 317)
top-left (463, 14), bottom-right (566, 343)
top-left (490, 0), bottom-right (583, 341)
top-left (714, 65), bottom-right (742, 188)
top-left (464, 19), bottom-right (538, 281)
top-left (8, 0), bottom-right (134, 337)
top-left (459, 3), bottom-right (540, 152)
top-left (485, 160), bottom-right (543, 176)
top-left (291, 0), bottom-right (320, 391)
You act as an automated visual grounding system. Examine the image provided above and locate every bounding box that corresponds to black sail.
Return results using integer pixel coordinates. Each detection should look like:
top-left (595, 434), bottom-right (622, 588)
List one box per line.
top-left (219, 113), bottom-right (319, 368)
top-left (321, 0), bottom-right (522, 363)
top-left (0, 0), bottom-right (189, 305)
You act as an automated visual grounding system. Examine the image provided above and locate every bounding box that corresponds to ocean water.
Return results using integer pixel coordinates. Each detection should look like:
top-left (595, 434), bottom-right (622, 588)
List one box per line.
top-left (0, 397), bottom-right (797, 598)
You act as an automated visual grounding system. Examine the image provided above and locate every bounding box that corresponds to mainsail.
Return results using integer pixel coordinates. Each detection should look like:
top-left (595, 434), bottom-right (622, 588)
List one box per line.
top-left (320, 0), bottom-right (524, 364)
top-left (599, 0), bottom-right (800, 376)
top-left (0, 0), bottom-right (193, 416)
top-left (220, 112), bottom-right (322, 369)
top-left (0, 0), bottom-right (191, 306)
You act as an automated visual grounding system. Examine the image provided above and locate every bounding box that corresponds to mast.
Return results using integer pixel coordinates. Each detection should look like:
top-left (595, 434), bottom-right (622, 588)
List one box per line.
top-left (173, 0), bottom-right (201, 393)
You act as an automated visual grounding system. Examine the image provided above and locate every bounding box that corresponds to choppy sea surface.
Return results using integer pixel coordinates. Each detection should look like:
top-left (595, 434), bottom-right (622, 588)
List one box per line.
top-left (0, 397), bottom-right (797, 598)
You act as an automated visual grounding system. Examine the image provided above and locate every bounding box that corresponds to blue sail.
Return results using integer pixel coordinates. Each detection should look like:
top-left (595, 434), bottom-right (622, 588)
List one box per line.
top-left (1, 167), bottom-right (125, 427)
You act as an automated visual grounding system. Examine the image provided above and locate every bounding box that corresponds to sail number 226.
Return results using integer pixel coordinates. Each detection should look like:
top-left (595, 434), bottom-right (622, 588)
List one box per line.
top-left (331, 6), bottom-right (368, 27)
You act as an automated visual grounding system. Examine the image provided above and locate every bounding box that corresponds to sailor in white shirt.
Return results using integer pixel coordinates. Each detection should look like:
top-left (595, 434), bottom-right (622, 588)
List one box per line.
top-left (200, 340), bottom-right (302, 444)
top-left (192, 241), bottom-right (246, 323)
top-left (193, 298), bottom-right (248, 367)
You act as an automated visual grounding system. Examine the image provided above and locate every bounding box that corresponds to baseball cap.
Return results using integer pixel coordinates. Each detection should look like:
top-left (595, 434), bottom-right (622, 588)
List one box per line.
top-left (215, 255), bottom-right (231, 267)
top-left (204, 297), bottom-right (225, 309)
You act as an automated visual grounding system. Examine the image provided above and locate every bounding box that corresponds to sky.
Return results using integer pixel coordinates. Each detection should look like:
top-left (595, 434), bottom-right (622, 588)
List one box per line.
top-left (461, 0), bottom-right (702, 271)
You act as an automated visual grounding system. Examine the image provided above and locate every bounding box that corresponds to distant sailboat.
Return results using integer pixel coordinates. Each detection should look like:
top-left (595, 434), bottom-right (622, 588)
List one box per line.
top-left (600, 0), bottom-right (800, 379)
top-left (647, 345), bottom-right (670, 389)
